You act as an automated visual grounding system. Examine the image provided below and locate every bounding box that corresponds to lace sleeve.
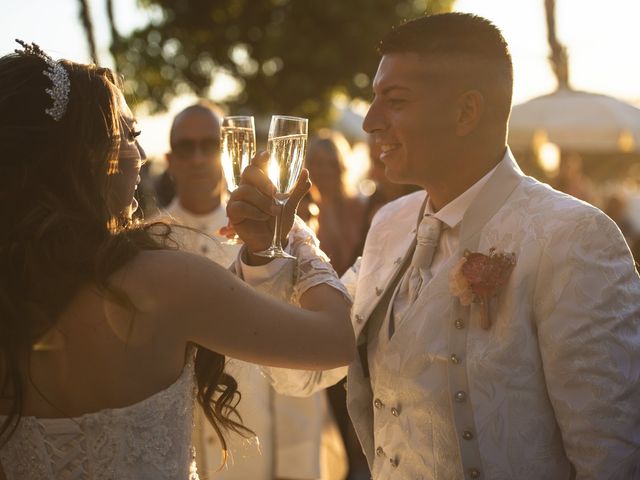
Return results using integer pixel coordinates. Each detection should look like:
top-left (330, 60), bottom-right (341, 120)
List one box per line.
top-left (233, 216), bottom-right (351, 306)
top-left (288, 216), bottom-right (351, 305)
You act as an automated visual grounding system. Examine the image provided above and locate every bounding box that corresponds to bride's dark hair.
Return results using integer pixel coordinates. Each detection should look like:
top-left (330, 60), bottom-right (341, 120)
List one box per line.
top-left (0, 51), bottom-right (247, 452)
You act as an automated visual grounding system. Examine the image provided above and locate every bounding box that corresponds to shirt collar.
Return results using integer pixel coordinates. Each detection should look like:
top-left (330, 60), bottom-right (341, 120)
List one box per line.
top-left (166, 198), bottom-right (227, 227)
top-left (425, 149), bottom-right (509, 229)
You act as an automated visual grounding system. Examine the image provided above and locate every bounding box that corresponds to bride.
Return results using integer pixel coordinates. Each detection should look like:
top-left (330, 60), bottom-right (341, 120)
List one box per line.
top-left (0, 44), bottom-right (354, 479)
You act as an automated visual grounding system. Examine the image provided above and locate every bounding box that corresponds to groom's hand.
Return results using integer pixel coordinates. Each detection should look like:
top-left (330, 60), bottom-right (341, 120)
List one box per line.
top-left (227, 151), bottom-right (311, 265)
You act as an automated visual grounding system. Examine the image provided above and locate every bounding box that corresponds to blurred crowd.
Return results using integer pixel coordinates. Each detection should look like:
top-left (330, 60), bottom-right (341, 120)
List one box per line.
top-left (550, 152), bottom-right (640, 263)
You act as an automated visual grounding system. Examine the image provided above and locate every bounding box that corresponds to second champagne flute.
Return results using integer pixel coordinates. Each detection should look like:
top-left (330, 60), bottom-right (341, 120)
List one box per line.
top-left (254, 115), bottom-right (308, 259)
top-left (220, 115), bottom-right (256, 244)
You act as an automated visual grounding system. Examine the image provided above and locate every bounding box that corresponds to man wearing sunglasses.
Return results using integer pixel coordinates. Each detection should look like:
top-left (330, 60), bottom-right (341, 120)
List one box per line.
top-left (162, 101), bottom-right (229, 257)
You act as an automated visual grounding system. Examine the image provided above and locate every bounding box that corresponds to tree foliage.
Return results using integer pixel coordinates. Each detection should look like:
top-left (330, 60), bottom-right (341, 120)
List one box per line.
top-left (112, 0), bottom-right (455, 121)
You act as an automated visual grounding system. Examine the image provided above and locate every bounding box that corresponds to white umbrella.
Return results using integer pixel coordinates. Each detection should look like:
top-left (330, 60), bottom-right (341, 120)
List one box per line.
top-left (508, 89), bottom-right (640, 153)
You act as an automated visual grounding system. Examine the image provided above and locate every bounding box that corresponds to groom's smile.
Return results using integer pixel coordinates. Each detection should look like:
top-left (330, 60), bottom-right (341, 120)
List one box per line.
top-left (379, 142), bottom-right (401, 159)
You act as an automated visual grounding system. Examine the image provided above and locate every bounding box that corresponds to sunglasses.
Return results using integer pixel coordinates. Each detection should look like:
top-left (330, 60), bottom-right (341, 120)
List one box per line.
top-left (171, 138), bottom-right (220, 159)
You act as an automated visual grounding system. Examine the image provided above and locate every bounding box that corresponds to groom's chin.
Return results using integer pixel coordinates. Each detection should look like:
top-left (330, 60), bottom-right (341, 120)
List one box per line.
top-left (384, 167), bottom-right (408, 185)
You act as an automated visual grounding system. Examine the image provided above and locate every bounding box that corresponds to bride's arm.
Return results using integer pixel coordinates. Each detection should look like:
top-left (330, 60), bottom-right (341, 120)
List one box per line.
top-left (113, 249), bottom-right (355, 371)
top-left (233, 219), bottom-right (361, 396)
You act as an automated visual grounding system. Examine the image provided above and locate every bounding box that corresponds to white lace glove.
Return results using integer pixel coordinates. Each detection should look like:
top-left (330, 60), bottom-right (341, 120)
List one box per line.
top-left (288, 216), bottom-right (351, 304)
top-left (234, 216), bottom-right (351, 306)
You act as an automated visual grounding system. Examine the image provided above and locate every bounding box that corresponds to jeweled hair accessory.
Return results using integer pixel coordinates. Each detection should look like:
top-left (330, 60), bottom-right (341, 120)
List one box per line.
top-left (14, 39), bottom-right (70, 122)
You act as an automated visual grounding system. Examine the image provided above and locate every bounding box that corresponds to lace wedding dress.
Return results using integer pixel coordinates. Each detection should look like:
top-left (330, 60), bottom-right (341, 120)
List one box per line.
top-left (0, 356), bottom-right (199, 480)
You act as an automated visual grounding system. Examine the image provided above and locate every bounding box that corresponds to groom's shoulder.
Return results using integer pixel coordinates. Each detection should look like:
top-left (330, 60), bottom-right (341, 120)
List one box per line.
top-left (517, 175), bottom-right (612, 231)
top-left (371, 190), bottom-right (426, 227)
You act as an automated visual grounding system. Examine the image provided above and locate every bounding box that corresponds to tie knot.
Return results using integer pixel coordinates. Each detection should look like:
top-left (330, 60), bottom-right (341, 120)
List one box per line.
top-left (416, 215), bottom-right (441, 246)
top-left (411, 215), bottom-right (441, 271)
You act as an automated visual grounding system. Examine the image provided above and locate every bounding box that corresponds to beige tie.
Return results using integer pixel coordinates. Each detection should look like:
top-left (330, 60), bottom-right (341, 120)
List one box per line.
top-left (403, 214), bottom-right (442, 302)
top-left (388, 214), bottom-right (442, 338)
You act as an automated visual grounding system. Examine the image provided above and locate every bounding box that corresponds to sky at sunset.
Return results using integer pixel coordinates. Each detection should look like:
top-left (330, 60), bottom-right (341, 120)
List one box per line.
top-left (2, 0), bottom-right (639, 157)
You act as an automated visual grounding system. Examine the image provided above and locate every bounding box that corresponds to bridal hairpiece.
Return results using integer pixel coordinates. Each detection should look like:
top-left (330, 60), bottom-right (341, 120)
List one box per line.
top-left (14, 39), bottom-right (70, 122)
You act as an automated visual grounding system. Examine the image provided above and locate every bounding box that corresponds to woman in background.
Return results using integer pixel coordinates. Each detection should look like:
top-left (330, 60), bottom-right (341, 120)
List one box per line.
top-left (306, 130), bottom-right (366, 276)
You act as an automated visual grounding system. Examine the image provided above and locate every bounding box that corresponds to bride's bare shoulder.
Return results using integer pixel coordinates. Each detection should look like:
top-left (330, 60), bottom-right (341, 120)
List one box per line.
top-left (115, 249), bottom-right (228, 281)
top-left (108, 249), bottom-right (234, 310)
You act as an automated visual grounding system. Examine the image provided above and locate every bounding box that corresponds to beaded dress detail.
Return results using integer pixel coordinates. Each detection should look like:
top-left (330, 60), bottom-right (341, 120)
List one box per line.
top-left (0, 355), bottom-right (199, 480)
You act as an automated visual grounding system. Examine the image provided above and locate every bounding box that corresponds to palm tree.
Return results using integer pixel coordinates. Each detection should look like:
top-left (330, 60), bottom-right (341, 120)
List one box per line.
top-left (544, 0), bottom-right (570, 90)
top-left (78, 0), bottom-right (99, 65)
top-left (106, 0), bottom-right (120, 73)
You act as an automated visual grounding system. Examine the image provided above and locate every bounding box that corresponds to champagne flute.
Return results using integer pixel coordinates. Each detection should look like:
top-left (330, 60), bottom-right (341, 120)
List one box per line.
top-left (254, 115), bottom-right (308, 259)
top-left (220, 115), bottom-right (256, 244)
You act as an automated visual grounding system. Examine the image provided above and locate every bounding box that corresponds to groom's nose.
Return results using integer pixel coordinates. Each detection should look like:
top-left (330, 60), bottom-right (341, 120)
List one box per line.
top-left (363, 98), bottom-right (385, 135)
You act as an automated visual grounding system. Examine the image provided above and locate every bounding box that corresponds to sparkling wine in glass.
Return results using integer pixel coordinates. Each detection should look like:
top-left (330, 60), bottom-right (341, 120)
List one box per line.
top-left (220, 115), bottom-right (256, 244)
top-left (254, 115), bottom-right (308, 259)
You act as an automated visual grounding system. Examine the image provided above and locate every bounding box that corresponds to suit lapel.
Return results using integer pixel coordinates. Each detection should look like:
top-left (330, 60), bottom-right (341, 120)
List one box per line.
top-left (352, 195), bottom-right (427, 340)
top-left (458, 149), bottom-right (525, 253)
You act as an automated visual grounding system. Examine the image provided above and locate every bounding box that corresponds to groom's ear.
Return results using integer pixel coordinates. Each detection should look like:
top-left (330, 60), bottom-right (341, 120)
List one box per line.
top-left (454, 90), bottom-right (484, 137)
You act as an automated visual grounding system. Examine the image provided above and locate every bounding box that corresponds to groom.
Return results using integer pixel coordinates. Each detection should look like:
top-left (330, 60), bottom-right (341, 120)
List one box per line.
top-left (228, 13), bottom-right (640, 479)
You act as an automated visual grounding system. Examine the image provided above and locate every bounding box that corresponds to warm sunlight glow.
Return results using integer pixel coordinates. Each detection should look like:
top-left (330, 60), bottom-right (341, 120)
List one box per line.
top-left (618, 129), bottom-right (636, 153)
top-left (267, 156), bottom-right (280, 190)
top-left (538, 141), bottom-right (561, 174)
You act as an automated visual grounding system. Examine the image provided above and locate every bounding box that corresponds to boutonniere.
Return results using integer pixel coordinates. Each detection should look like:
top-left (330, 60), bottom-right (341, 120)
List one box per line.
top-left (449, 248), bottom-right (516, 330)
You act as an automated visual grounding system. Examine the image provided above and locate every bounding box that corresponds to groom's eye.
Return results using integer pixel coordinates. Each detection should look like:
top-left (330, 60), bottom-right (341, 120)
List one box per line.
top-left (388, 98), bottom-right (407, 107)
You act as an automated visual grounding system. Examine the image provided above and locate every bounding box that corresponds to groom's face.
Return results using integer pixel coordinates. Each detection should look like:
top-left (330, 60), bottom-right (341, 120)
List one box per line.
top-left (363, 53), bottom-right (460, 187)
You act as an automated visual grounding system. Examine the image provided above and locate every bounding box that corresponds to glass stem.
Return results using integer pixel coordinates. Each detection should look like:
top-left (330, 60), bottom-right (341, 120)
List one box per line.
top-left (271, 199), bottom-right (287, 251)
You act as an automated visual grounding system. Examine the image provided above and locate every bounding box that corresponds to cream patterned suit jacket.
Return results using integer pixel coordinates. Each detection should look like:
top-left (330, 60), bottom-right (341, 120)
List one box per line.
top-left (263, 150), bottom-right (640, 479)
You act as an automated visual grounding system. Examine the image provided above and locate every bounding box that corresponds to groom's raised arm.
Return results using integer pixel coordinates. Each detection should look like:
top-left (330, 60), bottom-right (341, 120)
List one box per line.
top-left (534, 207), bottom-right (640, 478)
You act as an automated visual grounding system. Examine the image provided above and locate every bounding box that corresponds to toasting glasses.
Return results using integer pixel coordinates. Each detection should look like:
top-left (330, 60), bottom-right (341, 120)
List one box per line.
top-left (254, 115), bottom-right (308, 259)
top-left (220, 116), bottom-right (256, 244)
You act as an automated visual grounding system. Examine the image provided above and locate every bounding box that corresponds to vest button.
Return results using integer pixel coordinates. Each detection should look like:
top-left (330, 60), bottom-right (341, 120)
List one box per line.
top-left (455, 391), bottom-right (467, 402)
top-left (355, 314), bottom-right (364, 324)
top-left (462, 430), bottom-right (474, 440)
top-left (391, 407), bottom-right (400, 417)
top-left (374, 398), bottom-right (384, 409)
top-left (450, 353), bottom-right (461, 364)
top-left (469, 468), bottom-right (481, 478)
top-left (389, 456), bottom-right (399, 468)
top-left (376, 446), bottom-right (385, 457)
top-left (455, 318), bottom-right (465, 329)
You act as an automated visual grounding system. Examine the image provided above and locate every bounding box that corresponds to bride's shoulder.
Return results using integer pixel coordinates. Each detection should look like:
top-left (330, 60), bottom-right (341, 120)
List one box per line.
top-left (110, 249), bottom-right (233, 309)
top-left (124, 249), bottom-right (227, 276)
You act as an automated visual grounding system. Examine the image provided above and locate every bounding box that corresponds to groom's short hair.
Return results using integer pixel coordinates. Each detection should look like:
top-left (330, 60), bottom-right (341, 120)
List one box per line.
top-left (379, 13), bottom-right (513, 123)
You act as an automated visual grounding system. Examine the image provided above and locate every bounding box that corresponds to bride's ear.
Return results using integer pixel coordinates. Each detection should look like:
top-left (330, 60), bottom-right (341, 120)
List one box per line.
top-left (455, 90), bottom-right (484, 137)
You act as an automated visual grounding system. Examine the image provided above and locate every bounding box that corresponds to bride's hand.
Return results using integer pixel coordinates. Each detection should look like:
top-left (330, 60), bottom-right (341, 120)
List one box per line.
top-left (227, 151), bottom-right (311, 264)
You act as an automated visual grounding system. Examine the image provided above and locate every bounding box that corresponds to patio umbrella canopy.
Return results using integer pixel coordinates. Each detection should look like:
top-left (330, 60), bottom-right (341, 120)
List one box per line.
top-left (508, 89), bottom-right (640, 153)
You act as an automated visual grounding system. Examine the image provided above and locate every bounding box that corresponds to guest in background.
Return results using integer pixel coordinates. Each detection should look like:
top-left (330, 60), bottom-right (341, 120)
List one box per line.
top-left (157, 102), bottom-right (346, 480)
top-left (553, 151), bottom-right (595, 204)
top-left (603, 192), bottom-right (640, 263)
top-left (306, 130), bottom-right (366, 277)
